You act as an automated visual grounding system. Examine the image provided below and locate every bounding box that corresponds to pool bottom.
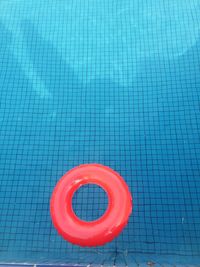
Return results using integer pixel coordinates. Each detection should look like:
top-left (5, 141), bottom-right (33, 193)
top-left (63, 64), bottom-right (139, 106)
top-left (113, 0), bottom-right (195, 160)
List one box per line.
top-left (0, 253), bottom-right (200, 266)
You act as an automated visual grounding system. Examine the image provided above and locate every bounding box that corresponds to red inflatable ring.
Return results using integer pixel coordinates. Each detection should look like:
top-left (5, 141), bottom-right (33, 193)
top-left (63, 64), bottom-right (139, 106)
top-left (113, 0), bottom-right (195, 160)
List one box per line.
top-left (50, 164), bottom-right (132, 247)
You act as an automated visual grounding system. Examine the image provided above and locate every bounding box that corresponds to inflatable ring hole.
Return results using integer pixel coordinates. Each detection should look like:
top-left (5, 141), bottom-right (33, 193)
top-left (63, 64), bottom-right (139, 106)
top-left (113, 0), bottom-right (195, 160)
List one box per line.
top-left (72, 183), bottom-right (109, 222)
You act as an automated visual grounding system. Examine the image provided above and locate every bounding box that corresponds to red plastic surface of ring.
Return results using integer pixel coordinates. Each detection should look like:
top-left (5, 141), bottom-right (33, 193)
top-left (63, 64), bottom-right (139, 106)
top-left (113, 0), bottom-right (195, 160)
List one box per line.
top-left (50, 164), bottom-right (132, 247)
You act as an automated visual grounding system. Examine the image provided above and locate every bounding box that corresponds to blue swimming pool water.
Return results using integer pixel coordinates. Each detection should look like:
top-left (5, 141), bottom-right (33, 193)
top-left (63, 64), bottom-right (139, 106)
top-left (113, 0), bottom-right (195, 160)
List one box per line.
top-left (0, 0), bottom-right (200, 266)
